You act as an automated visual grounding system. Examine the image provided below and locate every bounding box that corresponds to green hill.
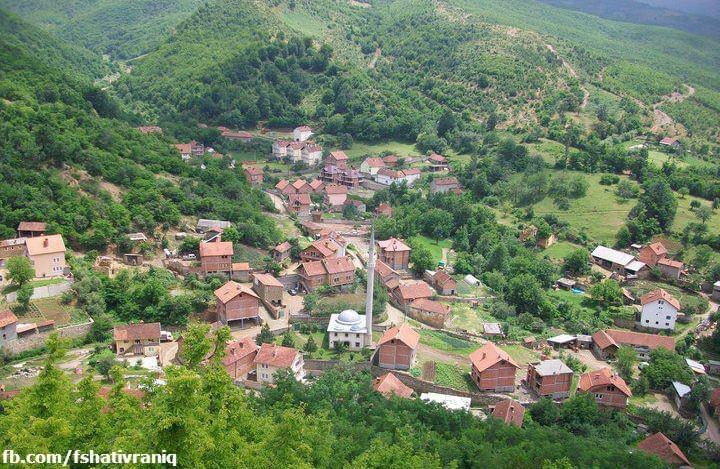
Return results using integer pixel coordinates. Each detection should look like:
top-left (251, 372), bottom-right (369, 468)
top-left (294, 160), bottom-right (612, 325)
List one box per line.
top-left (0, 0), bottom-right (203, 60)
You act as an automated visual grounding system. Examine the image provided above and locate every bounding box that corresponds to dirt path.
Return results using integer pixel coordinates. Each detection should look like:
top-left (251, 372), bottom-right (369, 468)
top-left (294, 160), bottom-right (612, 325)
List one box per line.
top-left (368, 48), bottom-right (381, 69)
top-left (701, 403), bottom-right (720, 444)
top-left (266, 191), bottom-right (286, 214)
top-left (545, 43), bottom-right (589, 110)
top-left (650, 84), bottom-right (694, 134)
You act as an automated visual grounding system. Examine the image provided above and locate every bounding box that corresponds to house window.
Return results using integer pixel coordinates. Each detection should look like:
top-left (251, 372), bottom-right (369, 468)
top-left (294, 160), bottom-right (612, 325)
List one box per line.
top-left (595, 393), bottom-right (603, 399)
top-left (659, 300), bottom-right (664, 304)
top-left (345, 333), bottom-right (348, 337)
top-left (666, 316), bottom-right (671, 320)
top-left (355, 342), bottom-right (360, 347)
top-left (665, 323), bottom-right (670, 327)
top-left (645, 320), bottom-right (649, 323)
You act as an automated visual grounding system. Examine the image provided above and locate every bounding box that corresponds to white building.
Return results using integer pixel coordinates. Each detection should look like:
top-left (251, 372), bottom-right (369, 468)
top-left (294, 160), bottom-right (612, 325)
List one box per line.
top-left (327, 309), bottom-right (368, 351)
top-left (420, 392), bottom-right (471, 411)
top-left (254, 343), bottom-right (304, 385)
top-left (302, 144), bottom-right (323, 166)
top-left (591, 245), bottom-right (647, 278)
top-left (293, 126), bottom-right (313, 142)
top-left (639, 289), bottom-right (680, 331)
top-left (272, 140), bottom-right (291, 159)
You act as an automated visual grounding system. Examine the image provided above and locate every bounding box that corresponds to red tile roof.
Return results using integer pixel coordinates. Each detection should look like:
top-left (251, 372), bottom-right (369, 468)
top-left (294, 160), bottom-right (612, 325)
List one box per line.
top-left (309, 179), bottom-right (325, 191)
top-left (593, 329), bottom-right (675, 351)
top-left (307, 239), bottom-right (340, 257)
top-left (232, 262), bottom-right (250, 271)
top-left (114, 322), bottom-right (161, 341)
top-left (409, 298), bottom-right (449, 316)
top-left (323, 256), bottom-right (355, 275)
top-left (637, 432), bottom-right (690, 466)
top-left (641, 289), bottom-right (681, 310)
top-left (17, 221), bottom-right (46, 232)
top-left (292, 179), bottom-right (309, 190)
top-left (433, 270), bottom-right (456, 288)
top-left (428, 153), bottom-right (447, 163)
top-left (646, 242), bottom-right (668, 256)
top-left (324, 184), bottom-right (348, 195)
top-left (214, 281), bottom-right (259, 304)
top-left (377, 237), bottom-right (411, 252)
top-left (373, 372), bottom-right (414, 398)
top-left (578, 367), bottom-right (631, 397)
top-left (382, 155), bottom-right (398, 163)
top-left (301, 260), bottom-right (327, 277)
top-left (378, 323), bottom-right (420, 349)
top-left (469, 342), bottom-right (519, 373)
top-left (289, 193), bottom-right (311, 205)
top-left (329, 150), bottom-right (348, 161)
top-left (375, 260), bottom-right (398, 279)
top-left (276, 179), bottom-right (290, 190)
top-left (363, 157), bottom-right (386, 168)
top-left (254, 343), bottom-right (299, 368)
top-left (199, 241), bottom-right (233, 257)
top-left (274, 241), bottom-right (291, 253)
top-left (0, 310), bottom-right (18, 328)
top-left (657, 258), bottom-right (684, 269)
top-left (25, 234), bottom-right (65, 256)
top-left (492, 399), bottom-right (524, 427)
top-left (244, 166), bottom-right (263, 175)
top-left (174, 143), bottom-right (191, 154)
top-left (253, 273), bottom-right (283, 287)
top-left (432, 176), bottom-right (459, 186)
top-left (397, 282), bottom-right (434, 301)
top-left (223, 337), bottom-right (258, 367)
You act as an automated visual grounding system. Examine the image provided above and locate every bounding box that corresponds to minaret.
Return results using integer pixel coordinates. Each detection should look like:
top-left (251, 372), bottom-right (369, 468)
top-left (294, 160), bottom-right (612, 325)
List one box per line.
top-left (365, 225), bottom-right (375, 346)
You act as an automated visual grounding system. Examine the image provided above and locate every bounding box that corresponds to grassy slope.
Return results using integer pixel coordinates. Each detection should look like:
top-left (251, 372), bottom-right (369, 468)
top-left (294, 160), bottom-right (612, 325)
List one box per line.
top-left (0, 0), bottom-right (203, 60)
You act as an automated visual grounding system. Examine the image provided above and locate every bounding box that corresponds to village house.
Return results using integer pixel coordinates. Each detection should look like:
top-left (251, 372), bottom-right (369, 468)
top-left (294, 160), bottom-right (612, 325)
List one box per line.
top-left (637, 432), bottom-right (690, 467)
top-left (199, 241), bottom-right (234, 276)
top-left (252, 273), bottom-right (284, 307)
top-left (287, 193), bottom-right (312, 217)
top-left (293, 125), bottom-right (313, 142)
top-left (429, 176), bottom-right (461, 195)
top-left (323, 184), bottom-right (349, 211)
top-left (309, 179), bottom-right (325, 193)
top-left (375, 202), bottom-right (393, 217)
top-left (659, 136), bottom-right (681, 150)
top-left (254, 343), bottom-right (304, 384)
top-left (577, 367), bottom-right (632, 409)
top-left (287, 141), bottom-right (305, 162)
top-left (319, 165), bottom-right (363, 188)
top-left (408, 298), bottom-right (450, 328)
top-left (377, 237), bottom-right (411, 270)
top-left (243, 166), bottom-right (263, 187)
top-left (377, 323), bottom-right (420, 370)
top-left (375, 260), bottom-right (401, 290)
top-left (591, 245), bottom-right (647, 278)
top-left (491, 399), bottom-right (525, 427)
top-left (382, 155), bottom-right (398, 167)
top-left (0, 238), bottom-right (27, 268)
top-left (319, 164), bottom-right (343, 184)
top-left (344, 199), bottom-right (366, 214)
top-left (638, 242), bottom-right (668, 266)
top-left (393, 281), bottom-right (434, 309)
top-left (224, 337), bottom-right (258, 380)
top-left (300, 238), bottom-right (343, 262)
top-left (591, 329), bottom-right (675, 360)
top-left (327, 309), bottom-right (368, 351)
top-left (469, 342), bottom-right (519, 392)
top-left (657, 258), bottom-right (684, 280)
top-left (113, 322), bottom-right (161, 356)
top-left (25, 234), bottom-right (66, 278)
top-left (231, 262), bottom-right (251, 282)
top-left (639, 289), bottom-right (681, 331)
top-left (526, 359), bottom-right (573, 399)
top-left (360, 157), bottom-right (386, 176)
top-left (272, 140), bottom-right (291, 159)
top-left (272, 241), bottom-right (292, 263)
top-left (174, 143), bottom-right (192, 160)
top-left (214, 281), bottom-right (260, 328)
top-left (299, 257), bottom-right (355, 292)
top-left (373, 372), bottom-right (414, 399)
top-left (17, 221), bottom-right (46, 238)
top-left (427, 153), bottom-right (449, 172)
top-left (326, 150), bottom-right (349, 167)
top-left (0, 310), bottom-right (18, 345)
top-left (302, 143), bottom-right (323, 166)
top-left (426, 270), bottom-right (457, 295)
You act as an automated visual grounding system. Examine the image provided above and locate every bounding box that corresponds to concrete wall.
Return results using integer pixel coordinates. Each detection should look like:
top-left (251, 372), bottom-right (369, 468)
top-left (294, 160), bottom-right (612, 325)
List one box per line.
top-left (3, 319), bottom-right (93, 356)
top-left (5, 280), bottom-right (72, 303)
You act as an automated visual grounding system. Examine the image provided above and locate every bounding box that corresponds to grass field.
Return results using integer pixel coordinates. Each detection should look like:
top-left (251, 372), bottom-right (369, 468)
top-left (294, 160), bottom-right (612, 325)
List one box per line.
top-left (433, 362), bottom-right (475, 392)
top-left (501, 344), bottom-right (541, 367)
top-left (21, 297), bottom-right (88, 327)
top-left (418, 329), bottom-right (477, 356)
top-left (410, 235), bottom-right (452, 266)
top-left (447, 303), bottom-right (496, 333)
top-left (343, 141), bottom-right (421, 161)
top-left (541, 241), bottom-right (582, 262)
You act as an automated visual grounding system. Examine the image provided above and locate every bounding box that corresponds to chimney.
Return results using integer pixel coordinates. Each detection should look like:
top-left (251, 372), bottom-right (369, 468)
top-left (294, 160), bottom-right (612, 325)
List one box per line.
top-left (230, 347), bottom-right (236, 356)
top-left (43, 237), bottom-right (48, 247)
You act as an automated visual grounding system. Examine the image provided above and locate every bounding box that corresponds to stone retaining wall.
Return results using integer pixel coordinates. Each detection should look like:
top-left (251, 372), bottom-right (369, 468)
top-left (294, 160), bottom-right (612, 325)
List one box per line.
top-left (3, 319), bottom-right (93, 356)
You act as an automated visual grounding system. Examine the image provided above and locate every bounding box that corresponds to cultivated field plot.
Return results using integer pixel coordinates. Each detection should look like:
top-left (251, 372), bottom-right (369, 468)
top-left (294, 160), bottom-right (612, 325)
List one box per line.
top-left (22, 297), bottom-right (88, 327)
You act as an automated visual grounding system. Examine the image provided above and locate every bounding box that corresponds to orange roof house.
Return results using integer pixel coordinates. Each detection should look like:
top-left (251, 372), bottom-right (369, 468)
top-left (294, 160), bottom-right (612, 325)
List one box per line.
top-left (375, 202), bottom-right (393, 217)
top-left (377, 323), bottom-right (420, 370)
top-left (254, 343), bottom-right (304, 384)
top-left (637, 432), bottom-right (690, 466)
top-left (394, 281), bottom-right (433, 307)
top-left (223, 337), bottom-right (258, 380)
top-left (373, 372), bottom-right (414, 399)
top-left (300, 238), bottom-right (342, 262)
top-left (17, 221), bottom-right (46, 237)
top-left (113, 322), bottom-right (161, 356)
top-left (469, 342), bottom-right (519, 392)
top-left (214, 281), bottom-right (260, 327)
top-left (578, 367), bottom-right (631, 409)
top-left (408, 298), bottom-right (450, 328)
top-left (638, 242), bottom-right (668, 266)
top-left (640, 288), bottom-right (681, 311)
top-left (377, 237), bottom-right (411, 270)
top-left (25, 234), bottom-right (66, 278)
top-left (492, 399), bottom-right (525, 427)
top-left (272, 241), bottom-right (292, 262)
top-left (199, 241), bottom-right (234, 276)
top-left (591, 328), bottom-right (675, 360)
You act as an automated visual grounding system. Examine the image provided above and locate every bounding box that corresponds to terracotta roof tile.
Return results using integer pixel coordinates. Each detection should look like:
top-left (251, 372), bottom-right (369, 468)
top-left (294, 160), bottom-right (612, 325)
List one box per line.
top-left (17, 221), bottom-right (46, 232)
top-left (329, 150), bottom-right (348, 161)
top-left (0, 310), bottom-right (18, 328)
top-left (301, 260), bottom-right (327, 277)
top-left (433, 270), bottom-right (456, 288)
top-left (274, 241), bottom-right (291, 253)
top-left (640, 289), bottom-right (681, 311)
top-left (363, 157), bottom-right (385, 168)
top-left (657, 258), bottom-right (684, 269)
top-left (492, 399), bottom-right (524, 427)
top-left (199, 241), bottom-right (233, 257)
top-left (432, 177), bottom-right (459, 186)
top-left (397, 282), bottom-right (433, 301)
top-left (324, 184), bottom-right (348, 195)
top-left (214, 281), bottom-right (259, 304)
top-left (276, 179), bottom-right (290, 190)
top-left (223, 337), bottom-right (258, 367)
top-left (373, 372), bottom-right (414, 398)
top-left (377, 237), bottom-right (411, 252)
top-left (292, 179), bottom-right (309, 190)
top-left (409, 298), bottom-right (449, 316)
top-left (253, 343), bottom-right (299, 368)
top-left (637, 432), bottom-right (690, 466)
top-left (596, 329), bottom-right (675, 351)
top-left (469, 342), bottom-right (519, 373)
top-left (378, 323), bottom-right (420, 349)
top-left (578, 367), bottom-right (631, 396)
top-left (322, 257), bottom-right (355, 275)
top-left (253, 273), bottom-right (283, 287)
top-left (25, 234), bottom-right (65, 256)
top-left (646, 242), bottom-right (668, 256)
top-left (114, 322), bottom-right (161, 341)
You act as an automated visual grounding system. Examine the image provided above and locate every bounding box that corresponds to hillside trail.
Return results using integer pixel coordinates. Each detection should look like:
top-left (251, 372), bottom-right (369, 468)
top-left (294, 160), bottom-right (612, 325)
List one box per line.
top-left (368, 48), bottom-right (381, 68)
top-left (650, 84), bottom-right (695, 134)
top-left (545, 43), bottom-right (589, 109)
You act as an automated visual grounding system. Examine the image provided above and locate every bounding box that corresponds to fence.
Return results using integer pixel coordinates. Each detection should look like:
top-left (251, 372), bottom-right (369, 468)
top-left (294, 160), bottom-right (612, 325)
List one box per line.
top-left (5, 280), bottom-right (73, 303)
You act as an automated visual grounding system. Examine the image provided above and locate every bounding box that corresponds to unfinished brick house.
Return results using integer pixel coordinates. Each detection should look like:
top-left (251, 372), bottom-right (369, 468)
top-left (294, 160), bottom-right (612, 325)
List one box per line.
top-left (577, 367), bottom-right (632, 409)
top-left (223, 337), bottom-right (258, 380)
top-left (377, 237), bottom-right (411, 270)
top-left (469, 342), bottom-right (519, 392)
top-left (214, 281), bottom-right (260, 328)
top-left (525, 359), bottom-right (573, 399)
top-left (491, 399), bottom-right (525, 427)
top-left (300, 238), bottom-right (342, 262)
top-left (377, 323), bottom-right (420, 370)
top-left (299, 257), bottom-right (355, 292)
top-left (638, 242), bottom-right (668, 266)
top-left (199, 241), bottom-right (233, 276)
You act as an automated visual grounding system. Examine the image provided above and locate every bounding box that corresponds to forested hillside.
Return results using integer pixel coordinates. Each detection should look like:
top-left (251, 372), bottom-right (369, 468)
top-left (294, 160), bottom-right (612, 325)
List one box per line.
top-left (0, 0), bottom-right (203, 60)
top-left (0, 9), bottom-right (281, 250)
